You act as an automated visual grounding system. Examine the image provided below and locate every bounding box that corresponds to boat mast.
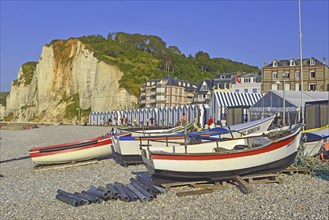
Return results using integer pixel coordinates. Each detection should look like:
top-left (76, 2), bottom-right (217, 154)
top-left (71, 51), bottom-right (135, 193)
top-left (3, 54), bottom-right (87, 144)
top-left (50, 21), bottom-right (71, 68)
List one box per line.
top-left (298, 0), bottom-right (304, 127)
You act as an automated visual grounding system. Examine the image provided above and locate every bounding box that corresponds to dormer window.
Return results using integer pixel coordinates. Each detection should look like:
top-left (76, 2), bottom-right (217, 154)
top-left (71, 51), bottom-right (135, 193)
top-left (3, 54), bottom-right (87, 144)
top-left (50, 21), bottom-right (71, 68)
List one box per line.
top-left (273, 60), bottom-right (278, 67)
top-left (310, 59), bottom-right (315, 65)
top-left (290, 59), bottom-right (295, 66)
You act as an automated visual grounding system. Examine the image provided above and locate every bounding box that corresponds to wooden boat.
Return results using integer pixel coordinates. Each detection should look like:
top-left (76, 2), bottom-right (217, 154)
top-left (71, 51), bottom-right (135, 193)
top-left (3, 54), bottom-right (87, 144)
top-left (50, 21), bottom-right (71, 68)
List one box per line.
top-left (29, 132), bottom-right (131, 165)
top-left (111, 116), bottom-right (275, 165)
top-left (141, 126), bottom-right (302, 186)
top-left (302, 125), bottom-right (329, 156)
top-left (118, 122), bottom-right (194, 136)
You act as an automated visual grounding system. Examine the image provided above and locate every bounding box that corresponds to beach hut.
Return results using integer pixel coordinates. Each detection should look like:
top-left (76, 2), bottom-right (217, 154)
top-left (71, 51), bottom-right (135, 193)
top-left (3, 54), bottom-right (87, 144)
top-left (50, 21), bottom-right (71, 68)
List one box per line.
top-left (249, 90), bottom-right (329, 129)
top-left (210, 91), bottom-right (263, 125)
top-left (156, 107), bottom-right (164, 126)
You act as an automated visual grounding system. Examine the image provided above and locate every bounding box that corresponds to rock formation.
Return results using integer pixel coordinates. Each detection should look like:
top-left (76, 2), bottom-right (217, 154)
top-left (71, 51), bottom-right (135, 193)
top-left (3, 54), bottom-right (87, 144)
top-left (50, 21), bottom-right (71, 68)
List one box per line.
top-left (4, 39), bottom-right (137, 123)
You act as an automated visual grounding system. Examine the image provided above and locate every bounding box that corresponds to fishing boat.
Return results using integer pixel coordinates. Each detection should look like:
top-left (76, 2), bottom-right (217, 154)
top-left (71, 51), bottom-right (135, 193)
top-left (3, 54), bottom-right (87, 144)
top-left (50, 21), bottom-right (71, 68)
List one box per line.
top-left (111, 116), bottom-right (275, 165)
top-left (302, 125), bottom-right (329, 156)
top-left (141, 126), bottom-right (302, 185)
top-left (118, 122), bottom-right (194, 136)
top-left (29, 132), bottom-right (131, 165)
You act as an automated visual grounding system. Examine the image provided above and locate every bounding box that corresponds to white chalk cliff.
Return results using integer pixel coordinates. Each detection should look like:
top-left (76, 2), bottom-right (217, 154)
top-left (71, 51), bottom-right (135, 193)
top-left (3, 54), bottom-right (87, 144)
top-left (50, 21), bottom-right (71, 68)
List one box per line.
top-left (4, 39), bottom-right (137, 123)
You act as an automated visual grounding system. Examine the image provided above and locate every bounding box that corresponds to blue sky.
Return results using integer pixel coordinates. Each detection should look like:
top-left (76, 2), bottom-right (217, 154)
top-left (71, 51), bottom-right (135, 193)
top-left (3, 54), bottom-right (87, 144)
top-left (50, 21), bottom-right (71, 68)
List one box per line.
top-left (1, 0), bottom-right (328, 92)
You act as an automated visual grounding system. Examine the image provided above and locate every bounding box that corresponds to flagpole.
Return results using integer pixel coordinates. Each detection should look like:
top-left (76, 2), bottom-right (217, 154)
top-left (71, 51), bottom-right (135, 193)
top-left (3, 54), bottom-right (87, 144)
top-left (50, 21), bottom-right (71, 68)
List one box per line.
top-left (298, 0), bottom-right (304, 128)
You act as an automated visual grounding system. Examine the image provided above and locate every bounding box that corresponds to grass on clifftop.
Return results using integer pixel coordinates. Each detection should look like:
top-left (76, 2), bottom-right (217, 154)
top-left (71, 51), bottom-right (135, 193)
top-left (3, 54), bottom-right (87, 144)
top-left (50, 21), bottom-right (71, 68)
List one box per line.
top-left (76, 32), bottom-right (259, 97)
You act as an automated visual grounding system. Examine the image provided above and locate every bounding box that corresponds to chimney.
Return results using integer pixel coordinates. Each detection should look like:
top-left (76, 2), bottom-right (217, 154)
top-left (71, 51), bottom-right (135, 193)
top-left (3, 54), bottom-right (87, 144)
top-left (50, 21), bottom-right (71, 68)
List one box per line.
top-left (264, 61), bottom-right (268, 66)
top-left (323, 57), bottom-right (326, 65)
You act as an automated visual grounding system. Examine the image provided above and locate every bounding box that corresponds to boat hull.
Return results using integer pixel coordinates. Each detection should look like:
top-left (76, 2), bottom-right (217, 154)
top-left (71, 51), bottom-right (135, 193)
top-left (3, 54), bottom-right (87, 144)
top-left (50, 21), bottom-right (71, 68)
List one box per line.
top-left (150, 152), bottom-right (297, 185)
top-left (30, 138), bottom-right (114, 165)
top-left (29, 132), bottom-right (131, 165)
top-left (113, 116), bottom-right (276, 162)
top-left (142, 127), bottom-right (301, 186)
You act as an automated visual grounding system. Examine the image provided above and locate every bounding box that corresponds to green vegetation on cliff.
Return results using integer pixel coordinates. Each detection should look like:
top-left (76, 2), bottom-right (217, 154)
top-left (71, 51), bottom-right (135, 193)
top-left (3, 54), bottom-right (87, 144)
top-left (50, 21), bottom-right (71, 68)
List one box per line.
top-left (12, 61), bottom-right (37, 87)
top-left (63, 93), bottom-right (91, 120)
top-left (75, 32), bottom-right (259, 96)
top-left (0, 92), bottom-right (9, 106)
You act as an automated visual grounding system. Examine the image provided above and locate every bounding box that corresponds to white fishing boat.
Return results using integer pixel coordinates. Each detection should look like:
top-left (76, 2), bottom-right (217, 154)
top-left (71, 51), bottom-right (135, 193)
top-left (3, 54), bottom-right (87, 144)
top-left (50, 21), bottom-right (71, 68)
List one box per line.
top-left (302, 126), bottom-right (329, 156)
top-left (111, 116), bottom-right (275, 165)
top-left (118, 122), bottom-right (194, 136)
top-left (141, 126), bottom-right (302, 185)
top-left (29, 132), bottom-right (131, 165)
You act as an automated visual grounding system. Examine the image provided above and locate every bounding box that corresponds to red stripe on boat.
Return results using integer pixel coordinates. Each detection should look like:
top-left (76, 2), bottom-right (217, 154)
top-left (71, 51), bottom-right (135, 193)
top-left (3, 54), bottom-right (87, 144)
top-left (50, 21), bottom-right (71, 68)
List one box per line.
top-left (151, 135), bottom-right (296, 160)
top-left (29, 139), bottom-right (113, 158)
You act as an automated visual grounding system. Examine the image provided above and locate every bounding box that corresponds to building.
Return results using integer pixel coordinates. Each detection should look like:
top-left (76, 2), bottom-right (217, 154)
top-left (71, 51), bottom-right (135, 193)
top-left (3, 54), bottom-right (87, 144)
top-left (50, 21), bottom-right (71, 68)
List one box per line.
top-left (192, 80), bottom-right (213, 104)
top-left (193, 73), bottom-right (261, 105)
top-left (231, 72), bottom-right (262, 94)
top-left (261, 57), bottom-right (329, 93)
top-left (139, 75), bottom-right (198, 108)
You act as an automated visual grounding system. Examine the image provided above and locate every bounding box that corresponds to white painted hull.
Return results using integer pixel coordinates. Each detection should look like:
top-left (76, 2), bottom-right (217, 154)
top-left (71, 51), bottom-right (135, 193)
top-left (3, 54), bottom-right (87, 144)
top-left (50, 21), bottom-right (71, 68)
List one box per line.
top-left (112, 116), bottom-right (275, 157)
top-left (31, 143), bottom-right (113, 165)
top-left (303, 140), bottom-right (323, 156)
top-left (141, 127), bottom-right (301, 184)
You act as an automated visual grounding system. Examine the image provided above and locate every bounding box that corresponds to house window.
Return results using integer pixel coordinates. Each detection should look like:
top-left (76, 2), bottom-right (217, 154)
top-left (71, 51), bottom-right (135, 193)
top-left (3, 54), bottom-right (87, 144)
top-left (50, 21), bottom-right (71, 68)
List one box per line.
top-left (295, 83), bottom-right (300, 91)
top-left (244, 78), bottom-right (250, 83)
top-left (244, 89), bottom-right (248, 93)
top-left (272, 72), bottom-right (278, 79)
top-left (310, 59), bottom-right (315, 65)
top-left (295, 71), bottom-right (300, 79)
top-left (273, 61), bottom-right (278, 67)
top-left (309, 84), bottom-right (316, 91)
top-left (290, 59), bottom-right (295, 66)
top-left (310, 71), bottom-right (316, 78)
top-left (252, 88), bottom-right (257, 93)
top-left (235, 89), bottom-right (239, 93)
top-left (271, 83), bottom-right (278, 90)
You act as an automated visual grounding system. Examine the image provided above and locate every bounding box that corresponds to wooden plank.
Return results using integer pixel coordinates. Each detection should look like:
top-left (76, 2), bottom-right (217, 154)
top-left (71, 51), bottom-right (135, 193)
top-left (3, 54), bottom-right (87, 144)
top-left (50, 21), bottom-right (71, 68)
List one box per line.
top-left (191, 183), bottom-right (216, 188)
top-left (161, 180), bottom-right (209, 189)
top-left (33, 160), bottom-right (99, 172)
top-left (281, 166), bottom-right (309, 175)
top-left (192, 183), bottom-right (227, 191)
top-left (176, 188), bottom-right (214, 197)
top-left (242, 173), bottom-right (282, 185)
top-left (234, 175), bottom-right (253, 194)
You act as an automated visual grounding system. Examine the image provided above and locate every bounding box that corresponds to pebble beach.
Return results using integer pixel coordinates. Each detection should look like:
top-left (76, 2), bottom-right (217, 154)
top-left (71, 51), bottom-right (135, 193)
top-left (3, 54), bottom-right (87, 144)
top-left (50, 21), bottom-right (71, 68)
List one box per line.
top-left (0, 125), bottom-right (328, 220)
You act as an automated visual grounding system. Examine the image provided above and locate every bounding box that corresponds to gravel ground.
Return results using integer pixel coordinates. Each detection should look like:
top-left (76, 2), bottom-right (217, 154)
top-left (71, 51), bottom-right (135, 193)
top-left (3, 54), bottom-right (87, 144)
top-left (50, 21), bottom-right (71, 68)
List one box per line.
top-left (0, 125), bottom-right (328, 220)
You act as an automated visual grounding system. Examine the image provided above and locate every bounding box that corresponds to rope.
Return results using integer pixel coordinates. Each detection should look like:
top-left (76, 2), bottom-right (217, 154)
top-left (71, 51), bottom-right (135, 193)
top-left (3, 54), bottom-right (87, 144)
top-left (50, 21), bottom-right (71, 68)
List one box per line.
top-left (292, 142), bottom-right (329, 176)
